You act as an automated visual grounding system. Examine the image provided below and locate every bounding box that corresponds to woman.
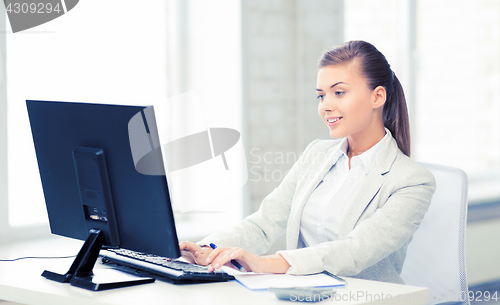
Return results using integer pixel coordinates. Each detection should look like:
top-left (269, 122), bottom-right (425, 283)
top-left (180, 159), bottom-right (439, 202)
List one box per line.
top-left (179, 40), bottom-right (435, 284)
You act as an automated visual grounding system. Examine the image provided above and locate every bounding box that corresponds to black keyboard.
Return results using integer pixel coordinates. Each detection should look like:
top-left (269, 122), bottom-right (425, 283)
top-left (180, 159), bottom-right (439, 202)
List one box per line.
top-left (100, 248), bottom-right (235, 284)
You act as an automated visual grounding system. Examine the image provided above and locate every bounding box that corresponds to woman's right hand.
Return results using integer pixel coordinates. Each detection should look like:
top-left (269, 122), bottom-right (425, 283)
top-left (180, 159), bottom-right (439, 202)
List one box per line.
top-left (178, 241), bottom-right (214, 266)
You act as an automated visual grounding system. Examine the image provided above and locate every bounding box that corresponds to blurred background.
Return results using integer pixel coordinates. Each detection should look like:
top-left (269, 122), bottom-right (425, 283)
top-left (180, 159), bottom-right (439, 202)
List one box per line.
top-left (1, 0), bottom-right (499, 293)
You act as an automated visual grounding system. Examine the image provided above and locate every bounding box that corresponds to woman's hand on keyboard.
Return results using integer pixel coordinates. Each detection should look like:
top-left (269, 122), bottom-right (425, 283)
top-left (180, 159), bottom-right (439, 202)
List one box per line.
top-left (179, 241), bottom-right (214, 266)
top-left (205, 247), bottom-right (291, 274)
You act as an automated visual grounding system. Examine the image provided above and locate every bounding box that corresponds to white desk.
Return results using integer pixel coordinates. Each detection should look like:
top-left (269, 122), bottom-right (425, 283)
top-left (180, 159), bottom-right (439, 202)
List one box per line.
top-left (0, 237), bottom-right (429, 305)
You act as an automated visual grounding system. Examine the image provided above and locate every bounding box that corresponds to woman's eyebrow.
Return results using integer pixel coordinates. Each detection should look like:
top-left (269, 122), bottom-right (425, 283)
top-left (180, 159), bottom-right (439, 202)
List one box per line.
top-left (330, 81), bottom-right (347, 88)
top-left (316, 81), bottom-right (347, 92)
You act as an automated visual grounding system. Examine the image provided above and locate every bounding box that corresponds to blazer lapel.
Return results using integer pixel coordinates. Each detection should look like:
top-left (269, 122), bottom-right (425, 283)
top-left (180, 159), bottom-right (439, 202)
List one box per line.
top-left (337, 171), bottom-right (384, 239)
top-left (338, 137), bottom-right (399, 239)
top-left (286, 144), bottom-right (339, 249)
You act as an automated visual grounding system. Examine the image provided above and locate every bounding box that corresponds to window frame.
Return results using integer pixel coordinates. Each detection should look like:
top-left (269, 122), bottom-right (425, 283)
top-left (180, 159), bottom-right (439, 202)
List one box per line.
top-left (1, 6), bottom-right (8, 242)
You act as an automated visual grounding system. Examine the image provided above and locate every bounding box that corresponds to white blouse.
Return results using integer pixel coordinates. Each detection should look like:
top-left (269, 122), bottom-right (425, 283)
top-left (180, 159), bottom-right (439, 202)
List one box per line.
top-left (298, 128), bottom-right (391, 247)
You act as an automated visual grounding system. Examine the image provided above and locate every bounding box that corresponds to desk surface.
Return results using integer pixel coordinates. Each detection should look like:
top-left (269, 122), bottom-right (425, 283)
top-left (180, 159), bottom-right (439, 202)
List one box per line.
top-left (0, 237), bottom-right (429, 305)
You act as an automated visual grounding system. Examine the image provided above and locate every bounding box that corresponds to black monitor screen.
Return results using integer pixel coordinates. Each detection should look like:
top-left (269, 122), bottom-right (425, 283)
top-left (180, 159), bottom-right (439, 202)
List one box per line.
top-left (26, 100), bottom-right (180, 259)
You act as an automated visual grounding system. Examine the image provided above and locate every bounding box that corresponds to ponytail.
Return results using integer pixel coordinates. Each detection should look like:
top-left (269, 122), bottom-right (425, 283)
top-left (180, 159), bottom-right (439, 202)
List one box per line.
top-left (383, 74), bottom-right (411, 157)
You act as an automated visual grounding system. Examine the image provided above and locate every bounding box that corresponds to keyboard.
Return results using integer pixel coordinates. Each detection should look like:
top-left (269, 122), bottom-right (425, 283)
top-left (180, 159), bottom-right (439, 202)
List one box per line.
top-left (99, 248), bottom-right (235, 284)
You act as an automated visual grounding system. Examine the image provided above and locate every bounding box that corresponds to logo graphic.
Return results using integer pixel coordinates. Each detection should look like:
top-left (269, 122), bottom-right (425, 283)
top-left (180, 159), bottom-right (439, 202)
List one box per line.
top-left (128, 92), bottom-right (248, 213)
top-left (3, 0), bottom-right (79, 33)
top-left (129, 107), bottom-right (240, 174)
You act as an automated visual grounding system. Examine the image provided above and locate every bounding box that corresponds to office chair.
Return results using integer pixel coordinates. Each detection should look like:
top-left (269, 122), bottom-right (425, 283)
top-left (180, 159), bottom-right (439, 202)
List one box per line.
top-left (400, 163), bottom-right (469, 305)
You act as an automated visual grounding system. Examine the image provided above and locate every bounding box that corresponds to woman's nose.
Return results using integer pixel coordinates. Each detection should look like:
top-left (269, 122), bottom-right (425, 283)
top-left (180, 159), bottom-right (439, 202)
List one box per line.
top-left (320, 95), bottom-right (335, 111)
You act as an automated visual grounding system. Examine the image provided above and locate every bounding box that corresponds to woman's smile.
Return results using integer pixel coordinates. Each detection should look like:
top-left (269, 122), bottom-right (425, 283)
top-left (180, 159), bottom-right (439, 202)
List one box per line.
top-left (326, 116), bottom-right (343, 127)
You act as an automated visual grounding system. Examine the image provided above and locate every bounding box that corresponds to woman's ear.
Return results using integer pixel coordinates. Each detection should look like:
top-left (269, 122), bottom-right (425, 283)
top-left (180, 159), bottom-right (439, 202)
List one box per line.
top-left (373, 86), bottom-right (387, 109)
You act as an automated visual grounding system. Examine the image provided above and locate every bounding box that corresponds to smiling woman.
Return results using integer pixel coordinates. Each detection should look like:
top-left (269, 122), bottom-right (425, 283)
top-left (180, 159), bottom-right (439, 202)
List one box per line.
top-left (316, 63), bottom-right (387, 157)
top-left (179, 40), bottom-right (436, 284)
top-left (317, 41), bottom-right (410, 157)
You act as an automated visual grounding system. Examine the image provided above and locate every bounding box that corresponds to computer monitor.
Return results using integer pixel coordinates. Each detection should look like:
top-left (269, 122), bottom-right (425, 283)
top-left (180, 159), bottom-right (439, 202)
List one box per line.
top-left (26, 100), bottom-right (180, 290)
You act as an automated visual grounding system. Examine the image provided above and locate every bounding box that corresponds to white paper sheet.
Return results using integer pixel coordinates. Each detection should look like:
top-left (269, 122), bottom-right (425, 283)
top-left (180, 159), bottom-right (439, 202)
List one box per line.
top-left (220, 267), bottom-right (345, 291)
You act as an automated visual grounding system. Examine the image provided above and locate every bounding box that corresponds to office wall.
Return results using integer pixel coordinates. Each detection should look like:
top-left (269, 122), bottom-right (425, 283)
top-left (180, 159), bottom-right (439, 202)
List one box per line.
top-left (240, 0), bottom-right (343, 254)
top-left (242, 0), bottom-right (343, 216)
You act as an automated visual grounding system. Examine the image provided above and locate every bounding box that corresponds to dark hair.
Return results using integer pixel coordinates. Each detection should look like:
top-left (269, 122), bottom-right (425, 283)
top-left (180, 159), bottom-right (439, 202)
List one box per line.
top-left (318, 40), bottom-right (411, 157)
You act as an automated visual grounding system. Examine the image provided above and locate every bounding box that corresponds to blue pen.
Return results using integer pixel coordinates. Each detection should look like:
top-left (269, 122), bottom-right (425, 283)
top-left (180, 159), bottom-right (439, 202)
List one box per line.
top-left (209, 243), bottom-right (247, 272)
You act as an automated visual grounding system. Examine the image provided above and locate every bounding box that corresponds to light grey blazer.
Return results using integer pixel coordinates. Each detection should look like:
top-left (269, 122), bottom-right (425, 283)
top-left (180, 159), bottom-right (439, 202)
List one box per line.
top-left (197, 133), bottom-right (436, 284)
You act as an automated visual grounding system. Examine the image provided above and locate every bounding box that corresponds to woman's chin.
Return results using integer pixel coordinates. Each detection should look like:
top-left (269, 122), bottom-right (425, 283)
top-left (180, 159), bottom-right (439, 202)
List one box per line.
top-left (329, 130), bottom-right (345, 139)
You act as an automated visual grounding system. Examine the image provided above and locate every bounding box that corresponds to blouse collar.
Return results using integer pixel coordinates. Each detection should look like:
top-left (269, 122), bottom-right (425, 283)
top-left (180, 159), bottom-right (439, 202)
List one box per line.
top-left (331, 128), bottom-right (392, 174)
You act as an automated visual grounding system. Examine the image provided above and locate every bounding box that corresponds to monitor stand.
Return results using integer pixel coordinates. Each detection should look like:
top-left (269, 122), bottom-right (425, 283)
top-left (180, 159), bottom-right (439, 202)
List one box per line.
top-left (42, 229), bottom-right (155, 291)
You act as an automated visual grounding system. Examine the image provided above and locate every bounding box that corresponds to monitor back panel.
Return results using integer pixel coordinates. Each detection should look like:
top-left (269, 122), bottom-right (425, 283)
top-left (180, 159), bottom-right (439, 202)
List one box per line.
top-left (26, 100), bottom-right (180, 258)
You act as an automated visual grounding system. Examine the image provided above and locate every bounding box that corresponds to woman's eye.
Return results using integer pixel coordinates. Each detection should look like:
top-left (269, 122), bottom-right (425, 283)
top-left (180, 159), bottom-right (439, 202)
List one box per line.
top-left (316, 95), bottom-right (325, 101)
top-left (335, 91), bottom-right (344, 96)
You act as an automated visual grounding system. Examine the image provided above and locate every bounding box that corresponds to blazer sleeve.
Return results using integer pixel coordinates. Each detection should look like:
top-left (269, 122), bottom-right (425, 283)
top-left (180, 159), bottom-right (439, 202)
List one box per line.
top-left (196, 139), bottom-right (321, 255)
top-left (276, 163), bottom-right (436, 276)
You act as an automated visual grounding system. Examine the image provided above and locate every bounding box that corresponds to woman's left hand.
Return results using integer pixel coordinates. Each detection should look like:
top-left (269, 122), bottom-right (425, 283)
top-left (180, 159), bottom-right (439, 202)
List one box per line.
top-left (205, 247), bottom-right (290, 274)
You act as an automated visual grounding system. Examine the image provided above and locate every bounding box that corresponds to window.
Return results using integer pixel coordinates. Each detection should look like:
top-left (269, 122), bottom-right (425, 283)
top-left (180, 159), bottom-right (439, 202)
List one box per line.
top-left (415, 0), bottom-right (500, 204)
top-left (165, 0), bottom-right (244, 238)
top-left (6, 1), bottom-right (169, 228)
top-left (345, 0), bottom-right (409, 75)
top-left (345, 0), bottom-right (500, 205)
top-left (4, 0), bottom-right (243, 242)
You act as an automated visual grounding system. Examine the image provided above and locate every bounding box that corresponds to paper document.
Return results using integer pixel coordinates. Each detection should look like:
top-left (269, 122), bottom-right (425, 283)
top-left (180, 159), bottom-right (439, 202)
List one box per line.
top-left (220, 267), bottom-right (345, 291)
